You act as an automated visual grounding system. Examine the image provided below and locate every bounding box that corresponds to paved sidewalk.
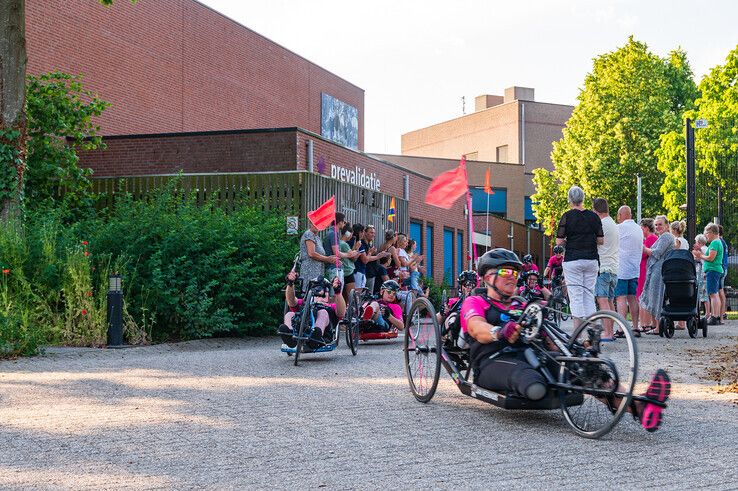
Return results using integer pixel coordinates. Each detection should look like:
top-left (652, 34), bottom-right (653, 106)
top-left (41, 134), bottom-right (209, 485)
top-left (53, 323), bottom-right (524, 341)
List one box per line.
top-left (0, 323), bottom-right (736, 490)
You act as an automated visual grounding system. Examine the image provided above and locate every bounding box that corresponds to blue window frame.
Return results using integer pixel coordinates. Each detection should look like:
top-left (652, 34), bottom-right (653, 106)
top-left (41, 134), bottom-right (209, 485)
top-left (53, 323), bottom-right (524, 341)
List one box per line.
top-left (410, 221), bottom-right (422, 254)
top-left (444, 228), bottom-right (454, 285)
top-left (457, 231), bottom-right (463, 279)
top-left (524, 197), bottom-right (535, 222)
top-left (470, 187), bottom-right (507, 215)
top-left (426, 224), bottom-right (434, 278)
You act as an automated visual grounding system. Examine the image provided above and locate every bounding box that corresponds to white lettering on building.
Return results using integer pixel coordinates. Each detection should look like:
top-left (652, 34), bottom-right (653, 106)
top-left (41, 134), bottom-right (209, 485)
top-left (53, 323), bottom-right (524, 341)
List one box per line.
top-left (330, 164), bottom-right (381, 192)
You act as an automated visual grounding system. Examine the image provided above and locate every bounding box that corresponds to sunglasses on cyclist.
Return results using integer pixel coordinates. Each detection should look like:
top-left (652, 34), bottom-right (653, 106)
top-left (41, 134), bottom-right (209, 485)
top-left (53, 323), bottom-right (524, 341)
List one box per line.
top-left (494, 268), bottom-right (520, 279)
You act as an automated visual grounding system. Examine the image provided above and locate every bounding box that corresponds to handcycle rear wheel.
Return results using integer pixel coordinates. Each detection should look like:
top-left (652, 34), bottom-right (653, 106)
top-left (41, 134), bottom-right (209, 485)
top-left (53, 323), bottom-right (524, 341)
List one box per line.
top-left (559, 310), bottom-right (638, 439)
top-left (345, 290), bottom-right (360, 355)
top-left (404, 297), bottom-right (442, 403)
top-left (293, 290), bottom-right (314, 366)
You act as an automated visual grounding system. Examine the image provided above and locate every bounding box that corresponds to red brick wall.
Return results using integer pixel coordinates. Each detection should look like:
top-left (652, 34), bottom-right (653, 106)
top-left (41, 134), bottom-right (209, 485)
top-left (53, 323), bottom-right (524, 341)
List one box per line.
top-left (80, 130), bottom-right (298, 176)
top-left (26, 0), bottom-right (365, 149)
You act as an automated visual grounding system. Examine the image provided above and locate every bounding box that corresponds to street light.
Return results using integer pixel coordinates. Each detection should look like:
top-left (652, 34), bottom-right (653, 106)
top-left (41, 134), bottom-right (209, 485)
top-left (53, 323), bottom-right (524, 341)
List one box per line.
top-left (107, 273), bottom-right (124, 348)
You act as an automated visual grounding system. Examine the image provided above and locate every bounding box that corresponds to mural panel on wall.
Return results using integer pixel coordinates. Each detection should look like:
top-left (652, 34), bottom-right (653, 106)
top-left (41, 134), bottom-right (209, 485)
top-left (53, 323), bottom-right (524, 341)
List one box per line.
top-left (321, 93), bottom-right (359, 150)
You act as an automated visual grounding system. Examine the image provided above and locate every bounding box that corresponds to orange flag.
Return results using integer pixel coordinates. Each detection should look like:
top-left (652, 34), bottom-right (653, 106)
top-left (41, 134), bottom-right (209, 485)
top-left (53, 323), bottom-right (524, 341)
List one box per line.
top-left (484, 167), bottom-right (494, 195)
top-left (307, 196), bottom-right (336, 231)
top-left (425, 156), bottom-right (469, 209)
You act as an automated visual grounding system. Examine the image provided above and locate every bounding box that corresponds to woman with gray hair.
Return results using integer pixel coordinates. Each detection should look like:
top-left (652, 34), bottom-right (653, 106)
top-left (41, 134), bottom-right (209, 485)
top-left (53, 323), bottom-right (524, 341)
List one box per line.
top-left (639, 215), bottom-right (675, 333)
top-left (556, 186), bottom-right (604, 328)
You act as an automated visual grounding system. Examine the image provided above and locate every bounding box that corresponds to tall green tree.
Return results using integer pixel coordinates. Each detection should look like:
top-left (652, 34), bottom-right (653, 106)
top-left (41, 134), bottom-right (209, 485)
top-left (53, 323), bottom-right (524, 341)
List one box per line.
top-left (658, 45), bottom-right (738, 235)
top-left (0, 0), bottom-right (133, 219)
top-left (532, 37), bottom-right (698, 236)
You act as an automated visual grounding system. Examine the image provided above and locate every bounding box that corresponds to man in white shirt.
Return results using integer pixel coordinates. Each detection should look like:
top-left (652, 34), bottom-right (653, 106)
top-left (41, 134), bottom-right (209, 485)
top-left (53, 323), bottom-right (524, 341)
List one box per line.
top-left (615, 205), bottom-right (643, 336)
top-left (593, 198), bottom-right (619, 340)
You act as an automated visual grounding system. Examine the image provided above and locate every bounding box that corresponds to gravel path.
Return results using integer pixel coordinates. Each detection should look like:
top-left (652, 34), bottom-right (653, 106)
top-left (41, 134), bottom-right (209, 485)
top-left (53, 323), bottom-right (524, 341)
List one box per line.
top-left (1, 322), bottom-right (736, 490)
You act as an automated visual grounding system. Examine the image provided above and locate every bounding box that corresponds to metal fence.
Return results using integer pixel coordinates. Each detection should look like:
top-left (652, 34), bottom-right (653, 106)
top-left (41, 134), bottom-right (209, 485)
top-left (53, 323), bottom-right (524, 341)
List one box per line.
top-left (694, 117), bottom-right (738, 289)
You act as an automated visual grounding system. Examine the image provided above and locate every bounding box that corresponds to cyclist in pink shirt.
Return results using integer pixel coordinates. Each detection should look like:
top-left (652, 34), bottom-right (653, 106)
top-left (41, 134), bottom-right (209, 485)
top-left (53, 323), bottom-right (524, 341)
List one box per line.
top-left (362, 280), bottom-right (404, 332)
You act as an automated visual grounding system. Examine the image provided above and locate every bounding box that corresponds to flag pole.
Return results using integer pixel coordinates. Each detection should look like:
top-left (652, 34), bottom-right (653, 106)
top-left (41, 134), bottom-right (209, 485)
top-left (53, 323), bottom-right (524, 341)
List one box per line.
top-left (485, 167), bottom-right (490, 254)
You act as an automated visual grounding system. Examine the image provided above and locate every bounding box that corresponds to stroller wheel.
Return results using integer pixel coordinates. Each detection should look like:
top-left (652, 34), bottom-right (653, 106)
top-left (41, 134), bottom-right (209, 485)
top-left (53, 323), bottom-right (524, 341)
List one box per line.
top-left (661, 318), bottom-right (675, 339)
top-left (658, 318), bottom-right (666, 337)
top-left (687, 318), bottom-right (698, 338)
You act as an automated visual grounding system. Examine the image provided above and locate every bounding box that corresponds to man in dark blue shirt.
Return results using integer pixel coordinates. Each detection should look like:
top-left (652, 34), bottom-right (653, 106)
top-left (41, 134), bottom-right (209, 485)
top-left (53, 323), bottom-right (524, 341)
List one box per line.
top-left (719, 225), bottom-right (729, 320)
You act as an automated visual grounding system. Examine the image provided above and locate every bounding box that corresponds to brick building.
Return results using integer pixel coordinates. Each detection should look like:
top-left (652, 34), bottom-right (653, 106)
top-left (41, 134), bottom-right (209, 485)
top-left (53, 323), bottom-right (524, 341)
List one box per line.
top-left (27, 0), bottom-right (552, 280)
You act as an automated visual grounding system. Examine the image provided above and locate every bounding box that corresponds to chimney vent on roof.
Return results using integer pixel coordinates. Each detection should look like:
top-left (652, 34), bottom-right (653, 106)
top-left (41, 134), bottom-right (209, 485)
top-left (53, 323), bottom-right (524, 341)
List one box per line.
top-left (474, 94), bottom-right (504, 111)
top-left (504, 86), bottom-right (535, 103)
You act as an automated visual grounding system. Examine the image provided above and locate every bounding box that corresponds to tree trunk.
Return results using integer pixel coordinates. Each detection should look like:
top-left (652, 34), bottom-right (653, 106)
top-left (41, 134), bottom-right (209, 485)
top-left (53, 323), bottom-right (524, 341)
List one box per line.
top-left (0, 0), bottom-right (27, 220)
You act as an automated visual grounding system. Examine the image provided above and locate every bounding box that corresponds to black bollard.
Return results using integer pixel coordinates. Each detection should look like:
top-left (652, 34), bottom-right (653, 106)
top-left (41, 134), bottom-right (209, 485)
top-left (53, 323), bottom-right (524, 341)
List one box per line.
top-left (107, 274), bottom-right (124, 347)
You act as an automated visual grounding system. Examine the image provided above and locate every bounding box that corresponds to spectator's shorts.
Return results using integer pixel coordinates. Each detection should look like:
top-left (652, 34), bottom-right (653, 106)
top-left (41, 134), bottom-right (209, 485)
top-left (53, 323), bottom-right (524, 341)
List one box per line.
top-left (614, 278), bottom-right (638, 297)
top-left (595, 271), bottom-right (618, 299)
top-left (353, 271), bottom-right (366, 289)
top-left (706, 270), bottom-right (722, 295)
top-left (344, 272), bottom-right (355, 285)
top-left (719, 271), bottom-right (727, 289)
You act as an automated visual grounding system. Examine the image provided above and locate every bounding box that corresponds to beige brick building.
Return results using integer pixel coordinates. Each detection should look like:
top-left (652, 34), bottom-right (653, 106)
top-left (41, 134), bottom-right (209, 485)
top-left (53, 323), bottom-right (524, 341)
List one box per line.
top-left (401, 87), bottom-right (573, 200)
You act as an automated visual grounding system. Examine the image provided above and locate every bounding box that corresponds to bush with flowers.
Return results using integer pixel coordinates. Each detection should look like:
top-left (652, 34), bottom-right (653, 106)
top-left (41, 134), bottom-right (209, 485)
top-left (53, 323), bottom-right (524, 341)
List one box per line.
top-left (0, 184), bottom-right (297, 357)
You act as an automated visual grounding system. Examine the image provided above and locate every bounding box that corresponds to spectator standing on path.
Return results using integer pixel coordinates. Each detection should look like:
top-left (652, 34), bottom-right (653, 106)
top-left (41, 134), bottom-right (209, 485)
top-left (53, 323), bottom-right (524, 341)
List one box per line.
top-left (323, 213), bottom-right (359, 292)
top-left (694, 223), bottom-right (724, 325)
top-left (593, 198), bottom-right (619, 340)
top-left (349, 223), bottom-right (366, 294)
top-left (360, 225), bottom-right (389, 295)
top-left (718, 225), bottom-right (729, 320)
top-left (336, 224), bottom-right (357, 302)
top-left (694, 234), bottom-right (711, 320)
top-left (378, 230), bottom-right (398, 282)
top-left (615, 206), bottom-right (642, 337)
top-left (556, 186), bottom-right (604, 328)
top-left (299, 221), bottom-right (337, 291)
top-left (639, 216), bottom-right (675, 334)
top-left (671, 221), bottom-right (689, 250)
top-left (636, 218), bottom-right (657, 300)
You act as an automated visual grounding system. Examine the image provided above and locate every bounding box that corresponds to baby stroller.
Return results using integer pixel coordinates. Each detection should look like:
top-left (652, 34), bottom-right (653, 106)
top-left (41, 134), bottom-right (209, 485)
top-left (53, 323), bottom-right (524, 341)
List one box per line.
top-left (659, 249), bottom-right (708, 338)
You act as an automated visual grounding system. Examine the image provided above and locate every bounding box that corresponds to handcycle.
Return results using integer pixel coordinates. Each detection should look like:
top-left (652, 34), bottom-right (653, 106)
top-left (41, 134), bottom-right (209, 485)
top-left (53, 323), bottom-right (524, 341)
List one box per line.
top-left (403, 295), bottom-right (664, 439)
top-left (345, 287), bottom-right (416, 343)
top-left (281, 272), bottom-right (359, 365)
top-left (548, 276), bottom-right (571, 324)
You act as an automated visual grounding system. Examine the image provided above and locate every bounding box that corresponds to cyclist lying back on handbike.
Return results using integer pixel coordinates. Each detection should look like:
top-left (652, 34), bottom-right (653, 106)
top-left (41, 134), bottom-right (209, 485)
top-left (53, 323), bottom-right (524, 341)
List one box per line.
top-left (361, 280), bottom-right (405, 332)
top-left (279, 271), bottom-right (345, 349)
top-left (461, 248), bottom-right (672, 432)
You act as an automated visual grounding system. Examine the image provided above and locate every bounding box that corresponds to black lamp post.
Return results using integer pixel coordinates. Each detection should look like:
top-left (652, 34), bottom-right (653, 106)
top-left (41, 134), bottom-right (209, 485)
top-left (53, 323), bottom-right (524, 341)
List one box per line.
top-left (107, 274), bottom-right (124, 348)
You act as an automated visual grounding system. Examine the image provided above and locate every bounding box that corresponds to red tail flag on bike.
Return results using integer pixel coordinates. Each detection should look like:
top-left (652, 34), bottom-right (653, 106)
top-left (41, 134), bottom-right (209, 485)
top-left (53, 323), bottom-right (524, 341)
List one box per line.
top-left (308, 196), bottom-right (336, 231)
top-left (425, 156), bottom-right (468, 209)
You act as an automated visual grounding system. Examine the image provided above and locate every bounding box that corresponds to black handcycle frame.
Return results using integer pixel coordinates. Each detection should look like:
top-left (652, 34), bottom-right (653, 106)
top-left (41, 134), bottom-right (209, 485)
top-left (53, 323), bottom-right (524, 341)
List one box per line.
top-left (404, 297), bottom-right (665, 438)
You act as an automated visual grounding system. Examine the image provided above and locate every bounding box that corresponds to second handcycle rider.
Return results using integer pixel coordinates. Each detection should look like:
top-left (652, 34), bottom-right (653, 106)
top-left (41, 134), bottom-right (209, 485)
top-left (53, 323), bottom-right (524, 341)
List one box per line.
top-left (461, 248), bottom-right (672, 433)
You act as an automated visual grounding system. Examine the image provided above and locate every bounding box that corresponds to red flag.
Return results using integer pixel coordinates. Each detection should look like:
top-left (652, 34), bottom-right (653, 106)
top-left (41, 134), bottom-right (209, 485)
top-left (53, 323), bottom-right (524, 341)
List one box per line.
top-left (484, 167), bottom-right (494, 195)
top-left (425, 156), bottom-right (469, 209)
top-left (308, 196), bottom-right (336, 231)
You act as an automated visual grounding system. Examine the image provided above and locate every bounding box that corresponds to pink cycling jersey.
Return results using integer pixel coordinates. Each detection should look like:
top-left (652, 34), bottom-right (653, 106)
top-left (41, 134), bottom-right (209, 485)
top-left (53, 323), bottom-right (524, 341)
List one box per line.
top-left (290, 298), bottom-right (337, 313)
top-left (460, 295), bottom-right (511, 333)
top-left (379, 300), bottom-right (404, 320)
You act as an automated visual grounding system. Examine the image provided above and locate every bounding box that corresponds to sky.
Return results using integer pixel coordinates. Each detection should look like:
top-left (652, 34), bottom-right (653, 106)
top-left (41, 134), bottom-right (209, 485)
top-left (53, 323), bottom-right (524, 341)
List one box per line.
top-left (201, 0), bottom-right (738, 154)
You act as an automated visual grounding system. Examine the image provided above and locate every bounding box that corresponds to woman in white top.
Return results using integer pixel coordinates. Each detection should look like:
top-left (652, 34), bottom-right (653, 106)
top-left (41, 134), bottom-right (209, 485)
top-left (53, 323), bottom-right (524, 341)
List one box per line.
top-left (671, 220), bottom-right (689, 250)
top-left (693, 234), bottom-right (711, 319)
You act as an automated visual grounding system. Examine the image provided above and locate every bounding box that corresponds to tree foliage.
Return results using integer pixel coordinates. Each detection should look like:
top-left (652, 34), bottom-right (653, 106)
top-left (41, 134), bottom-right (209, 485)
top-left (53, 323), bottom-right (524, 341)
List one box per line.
top-left (533, 37), bottom-right (698, 236)
top-left (658, 45), bottom-right (738, 229)
top-left (25, 72), bottom-right (109, 211)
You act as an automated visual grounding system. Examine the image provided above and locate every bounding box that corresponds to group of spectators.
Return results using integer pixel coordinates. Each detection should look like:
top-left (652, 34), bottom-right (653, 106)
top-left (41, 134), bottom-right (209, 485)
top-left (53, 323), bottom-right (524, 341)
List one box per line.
top-left (555, 185), bottom-right (729, 339)
top-left (298, 212), bottom-right (427, 301)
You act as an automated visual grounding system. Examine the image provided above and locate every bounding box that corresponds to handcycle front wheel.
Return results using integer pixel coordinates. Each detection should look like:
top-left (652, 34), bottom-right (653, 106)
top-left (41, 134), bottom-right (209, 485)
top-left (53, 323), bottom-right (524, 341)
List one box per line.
top-left (345, 290), bottom-right (360, 356)
top-left (293, 290), bottom-right (314, 366)
top-left (559, 310), bottom-right (638, 439)
top-left (404, 297), bottom-right (442, 403)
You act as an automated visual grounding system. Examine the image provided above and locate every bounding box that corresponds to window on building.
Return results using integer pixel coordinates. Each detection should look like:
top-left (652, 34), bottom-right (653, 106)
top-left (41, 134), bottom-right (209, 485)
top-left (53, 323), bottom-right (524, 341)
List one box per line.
top-left (444, 228), bottom-right (454, 285)
top-left (457, 231), bottom-right (464, 280)
top-left (469, 187), bottom-right (507, 217)
top-left (465, 151), bottom-right (478, 160)
top-left (524, 197), bottom-right (536, 224)
top-left (496, 145), bottom-right (508, 162)
top-left (426, 223), bottom-right (434, 278)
